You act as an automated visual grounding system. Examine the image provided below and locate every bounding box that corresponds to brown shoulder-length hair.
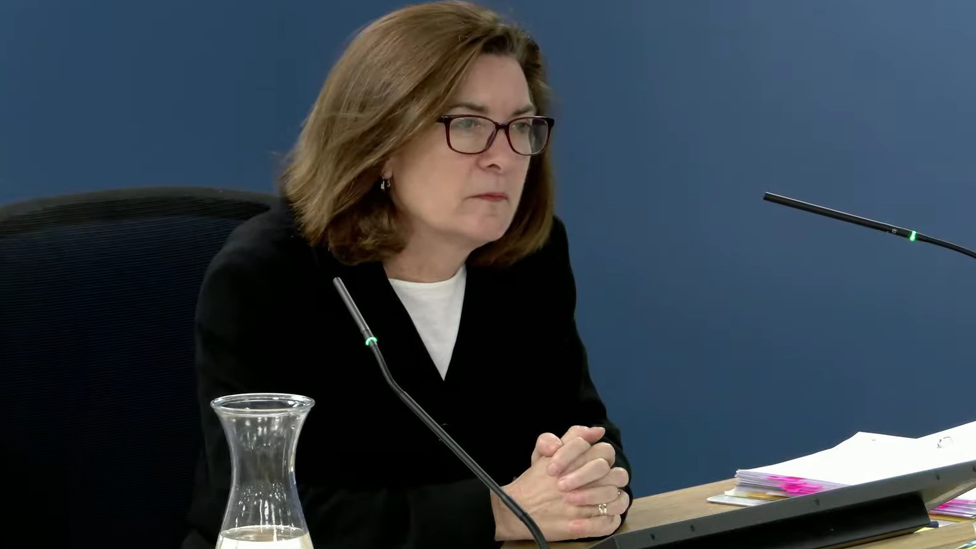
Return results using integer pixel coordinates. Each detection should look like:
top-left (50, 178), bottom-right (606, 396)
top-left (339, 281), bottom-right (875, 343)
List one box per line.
top-left (280, 1), bottom-right (554, 267)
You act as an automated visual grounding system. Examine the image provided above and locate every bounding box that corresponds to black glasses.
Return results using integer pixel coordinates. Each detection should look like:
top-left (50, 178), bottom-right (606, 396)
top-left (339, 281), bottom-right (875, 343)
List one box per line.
top-left (436, 115), bottom-right (555, 156)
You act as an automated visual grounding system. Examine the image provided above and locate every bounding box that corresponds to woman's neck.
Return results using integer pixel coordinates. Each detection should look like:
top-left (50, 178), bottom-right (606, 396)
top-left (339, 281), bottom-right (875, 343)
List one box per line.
top-left (384, 233), bottom-right (472, 283)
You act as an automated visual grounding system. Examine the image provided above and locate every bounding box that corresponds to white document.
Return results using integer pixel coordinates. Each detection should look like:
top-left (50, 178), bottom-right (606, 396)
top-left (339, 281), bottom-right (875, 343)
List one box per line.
top-left (918, 419), bottom-right (976, 452)
top-left (741, 432), bottom-right (931, 486)
top-left (737, 426), bottom-right (976, 503)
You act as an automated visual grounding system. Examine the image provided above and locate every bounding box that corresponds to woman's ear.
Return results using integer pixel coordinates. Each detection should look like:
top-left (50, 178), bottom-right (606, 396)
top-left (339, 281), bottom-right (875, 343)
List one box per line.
top-left (381, 157), bottom-right (395, 180)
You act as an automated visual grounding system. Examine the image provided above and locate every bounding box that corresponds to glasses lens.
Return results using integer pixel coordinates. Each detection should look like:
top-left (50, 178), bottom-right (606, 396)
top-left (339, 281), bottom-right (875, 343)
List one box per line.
top-left (448, 117), bottom-right (495, 153)
top-left (508, 118), bottom-right (550, 155)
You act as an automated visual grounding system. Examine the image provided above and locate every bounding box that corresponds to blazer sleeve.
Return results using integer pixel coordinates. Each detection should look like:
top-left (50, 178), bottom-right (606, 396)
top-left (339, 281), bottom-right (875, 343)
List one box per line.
top-left (546, 219), bottom-right (635, 516)
top-left (190, 250), bottom-right (500, 549)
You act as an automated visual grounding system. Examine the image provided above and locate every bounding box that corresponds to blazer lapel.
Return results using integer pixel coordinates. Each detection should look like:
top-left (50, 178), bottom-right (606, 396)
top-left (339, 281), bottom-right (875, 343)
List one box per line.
top-left (442, 264), bottom-right (479, 386)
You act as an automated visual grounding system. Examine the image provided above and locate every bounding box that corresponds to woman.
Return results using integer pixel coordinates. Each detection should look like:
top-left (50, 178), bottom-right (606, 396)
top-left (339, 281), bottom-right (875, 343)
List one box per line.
top-left (185, 2), bottom-right (632, 547)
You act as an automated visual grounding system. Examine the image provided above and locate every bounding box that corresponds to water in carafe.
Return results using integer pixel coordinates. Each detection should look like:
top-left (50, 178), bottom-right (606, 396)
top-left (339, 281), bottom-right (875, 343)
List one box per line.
top-left (216, 525), bottom-right (313, 549)
top-left (212, 393), bottom-right (315, 548)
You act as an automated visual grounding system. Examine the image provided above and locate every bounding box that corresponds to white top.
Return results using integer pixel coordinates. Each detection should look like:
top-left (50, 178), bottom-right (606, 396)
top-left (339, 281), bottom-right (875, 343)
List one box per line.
top-left (388, 266), bottom-right (467, 380)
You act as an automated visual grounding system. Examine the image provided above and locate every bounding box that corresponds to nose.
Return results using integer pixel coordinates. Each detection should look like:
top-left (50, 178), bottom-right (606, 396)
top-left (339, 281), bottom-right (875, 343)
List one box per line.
top-left (477, 129), bottom-right (518, 172)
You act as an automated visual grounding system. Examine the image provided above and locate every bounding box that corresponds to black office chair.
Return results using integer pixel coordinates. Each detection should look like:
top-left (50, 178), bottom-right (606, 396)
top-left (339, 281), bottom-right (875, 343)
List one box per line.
top-left (0, 187), bottom-right (277, 548)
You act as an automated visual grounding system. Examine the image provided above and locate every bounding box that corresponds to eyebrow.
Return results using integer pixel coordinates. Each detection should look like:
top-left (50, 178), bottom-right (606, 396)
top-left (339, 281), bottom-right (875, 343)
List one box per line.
top-left (446, 101), bottom-right (537, 117)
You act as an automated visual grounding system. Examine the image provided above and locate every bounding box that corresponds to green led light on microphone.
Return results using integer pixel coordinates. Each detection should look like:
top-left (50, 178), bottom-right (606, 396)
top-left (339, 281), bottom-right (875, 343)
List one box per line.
top-left (909, 231), bottom-right (917, 242)
top-left (365, 336), bottom-right (377, 347)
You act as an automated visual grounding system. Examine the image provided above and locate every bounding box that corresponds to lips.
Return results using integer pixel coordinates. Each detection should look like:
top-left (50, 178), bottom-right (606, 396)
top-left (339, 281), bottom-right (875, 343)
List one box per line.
top-left (472, 192), bottom-right (508, 202)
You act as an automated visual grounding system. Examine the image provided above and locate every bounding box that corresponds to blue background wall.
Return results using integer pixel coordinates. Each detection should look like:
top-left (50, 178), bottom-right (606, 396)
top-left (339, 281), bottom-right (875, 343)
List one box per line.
top-left (3, 1), bottom-right (973, 499)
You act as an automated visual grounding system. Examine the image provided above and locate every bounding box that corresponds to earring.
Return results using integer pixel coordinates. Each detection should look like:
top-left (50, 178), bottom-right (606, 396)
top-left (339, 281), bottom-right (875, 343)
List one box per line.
top-left (379, 178), bottom-right (391, 192)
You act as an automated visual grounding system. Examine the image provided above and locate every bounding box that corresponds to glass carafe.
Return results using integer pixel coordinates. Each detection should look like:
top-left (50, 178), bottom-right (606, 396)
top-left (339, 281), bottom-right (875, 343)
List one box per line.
top-left (211, 393), bottom-right (315, 548)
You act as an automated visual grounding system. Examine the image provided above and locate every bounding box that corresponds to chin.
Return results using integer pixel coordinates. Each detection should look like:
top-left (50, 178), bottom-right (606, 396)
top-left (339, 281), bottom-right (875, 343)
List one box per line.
top-left (459, 217), bottom-right (513, 247)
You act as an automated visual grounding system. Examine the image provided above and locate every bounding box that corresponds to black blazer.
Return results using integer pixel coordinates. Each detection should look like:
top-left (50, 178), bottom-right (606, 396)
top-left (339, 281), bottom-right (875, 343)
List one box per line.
top-left (185, 199), bottom-right (632, 549)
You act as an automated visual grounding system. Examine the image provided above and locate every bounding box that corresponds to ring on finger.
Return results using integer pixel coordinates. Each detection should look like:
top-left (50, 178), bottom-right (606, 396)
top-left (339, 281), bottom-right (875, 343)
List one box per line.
top-left (598, 502), bottom-right (608, 516)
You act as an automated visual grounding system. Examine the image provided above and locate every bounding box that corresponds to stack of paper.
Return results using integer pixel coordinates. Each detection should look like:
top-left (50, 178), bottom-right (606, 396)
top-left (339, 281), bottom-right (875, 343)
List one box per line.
top-left (710, 420), bottom-right (976, 519)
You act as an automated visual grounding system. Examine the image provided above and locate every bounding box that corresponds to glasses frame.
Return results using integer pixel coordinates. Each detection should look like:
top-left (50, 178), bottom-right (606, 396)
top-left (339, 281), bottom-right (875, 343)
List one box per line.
top-left (436, 114), bottom-right (555, 156)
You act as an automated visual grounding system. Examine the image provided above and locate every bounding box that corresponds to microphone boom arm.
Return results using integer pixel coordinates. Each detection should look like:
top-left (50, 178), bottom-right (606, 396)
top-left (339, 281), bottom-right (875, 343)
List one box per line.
top-left (764, 193), bottom-right (976, 262)
top-left (332, 277), bottom-right (550, 549)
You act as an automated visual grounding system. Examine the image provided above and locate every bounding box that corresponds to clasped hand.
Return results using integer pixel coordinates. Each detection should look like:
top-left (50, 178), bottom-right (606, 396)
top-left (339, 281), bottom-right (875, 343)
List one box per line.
top-left (492, 425), bottom-right (631, 542)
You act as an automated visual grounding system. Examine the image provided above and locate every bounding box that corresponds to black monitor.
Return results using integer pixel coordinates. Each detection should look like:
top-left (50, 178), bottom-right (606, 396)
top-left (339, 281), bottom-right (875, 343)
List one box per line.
top-left (592, 459), bottom-right (976, 549)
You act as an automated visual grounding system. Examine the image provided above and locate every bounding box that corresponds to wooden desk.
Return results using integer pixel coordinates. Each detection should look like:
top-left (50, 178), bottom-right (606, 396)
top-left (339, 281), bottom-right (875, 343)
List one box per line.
top-left (503, 480), bottom-right (975, 549)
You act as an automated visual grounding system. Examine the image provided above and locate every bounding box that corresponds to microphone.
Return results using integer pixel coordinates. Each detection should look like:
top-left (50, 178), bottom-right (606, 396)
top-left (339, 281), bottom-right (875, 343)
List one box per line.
top-left (332, 277), bottom-right (550, 549)
top-left (763, 192), bottom-right (976, 262)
